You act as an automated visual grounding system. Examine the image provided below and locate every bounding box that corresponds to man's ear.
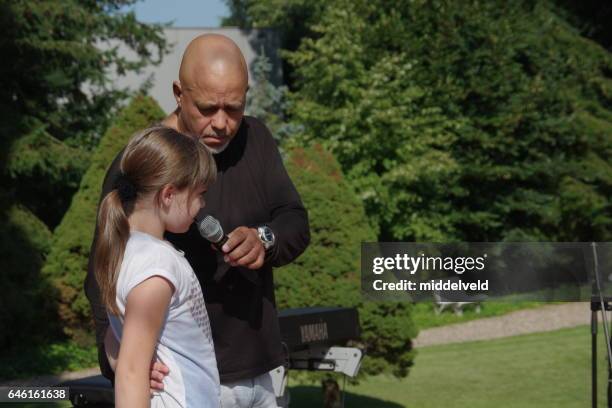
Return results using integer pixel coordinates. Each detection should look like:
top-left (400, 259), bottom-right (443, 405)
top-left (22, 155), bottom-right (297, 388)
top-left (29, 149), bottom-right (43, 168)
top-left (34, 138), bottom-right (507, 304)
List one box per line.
top-left (160, 184), bottom-right (176, 208)
top-left (173, 81), bottom-right (183, 109)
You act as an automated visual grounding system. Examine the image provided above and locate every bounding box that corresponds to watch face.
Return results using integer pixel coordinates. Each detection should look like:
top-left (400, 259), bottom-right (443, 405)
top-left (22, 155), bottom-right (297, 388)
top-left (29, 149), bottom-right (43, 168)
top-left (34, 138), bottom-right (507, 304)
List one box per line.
top-left (262, 227), bottom-right (274, 242)
top-left (259, 226), bottom-right (275, 249)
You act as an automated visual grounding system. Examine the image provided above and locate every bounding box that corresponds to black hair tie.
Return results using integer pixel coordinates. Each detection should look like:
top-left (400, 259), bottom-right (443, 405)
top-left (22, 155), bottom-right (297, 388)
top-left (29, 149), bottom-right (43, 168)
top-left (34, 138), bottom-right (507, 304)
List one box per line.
top-left (114, 173), bottom-right (137, 202)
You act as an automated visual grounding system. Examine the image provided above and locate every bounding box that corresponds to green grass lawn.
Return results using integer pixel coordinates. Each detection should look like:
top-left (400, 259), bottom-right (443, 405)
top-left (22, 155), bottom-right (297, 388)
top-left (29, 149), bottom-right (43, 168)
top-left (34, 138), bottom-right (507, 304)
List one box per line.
top-left (5, 324), bottom-right (609, 407)
top-left (4, 302), bottom-right (598, 408)
top-left (289, 324), bottom-right (609, 408)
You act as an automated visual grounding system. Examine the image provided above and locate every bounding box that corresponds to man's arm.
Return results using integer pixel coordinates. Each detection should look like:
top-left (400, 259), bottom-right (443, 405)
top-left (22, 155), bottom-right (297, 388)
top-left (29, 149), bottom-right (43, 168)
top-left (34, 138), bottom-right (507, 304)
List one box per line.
top-left (104, 327), bottom-right (119, 372)
top-left (258, 121), bottom-right (310, 267)
top-left (223, 119), bottom-right (310, 270)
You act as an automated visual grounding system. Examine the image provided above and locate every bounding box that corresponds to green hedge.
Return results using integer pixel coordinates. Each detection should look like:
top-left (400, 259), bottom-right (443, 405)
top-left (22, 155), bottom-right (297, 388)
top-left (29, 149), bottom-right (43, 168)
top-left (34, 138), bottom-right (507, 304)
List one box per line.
top-left (0, 203), bottom-right (55, 350)
top-left (42, 95), bottom-right (165, 345)
top-left (278, 144), bottom-right (417, 377)
top-left (5, 123), bottom-right (89, 228)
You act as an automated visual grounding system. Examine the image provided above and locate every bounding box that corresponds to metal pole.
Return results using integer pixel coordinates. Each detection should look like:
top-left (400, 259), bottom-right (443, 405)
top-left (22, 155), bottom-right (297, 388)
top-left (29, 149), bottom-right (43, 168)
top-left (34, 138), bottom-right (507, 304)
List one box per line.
top-left (593, 307), bottom-right (598, 408)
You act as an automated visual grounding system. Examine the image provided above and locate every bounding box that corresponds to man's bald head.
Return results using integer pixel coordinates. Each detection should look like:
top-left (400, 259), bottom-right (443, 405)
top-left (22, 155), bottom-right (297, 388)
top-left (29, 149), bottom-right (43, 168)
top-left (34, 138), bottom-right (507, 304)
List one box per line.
top-left (170, 34), bottom-right (249, 154)
top-left (178, 34), bottom-right (248, 91)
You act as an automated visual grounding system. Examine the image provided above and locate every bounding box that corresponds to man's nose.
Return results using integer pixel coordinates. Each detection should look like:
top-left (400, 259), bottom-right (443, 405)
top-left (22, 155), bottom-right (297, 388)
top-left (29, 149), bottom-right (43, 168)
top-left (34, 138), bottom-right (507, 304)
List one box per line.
top-left (211, 110), bottom-right (227, 132)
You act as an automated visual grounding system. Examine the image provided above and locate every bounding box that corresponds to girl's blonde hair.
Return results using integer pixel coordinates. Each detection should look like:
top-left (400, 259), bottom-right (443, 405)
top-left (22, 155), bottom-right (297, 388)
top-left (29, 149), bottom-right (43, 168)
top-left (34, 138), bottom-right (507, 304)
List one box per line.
top-left (94, 126), bottom-right (216, 315)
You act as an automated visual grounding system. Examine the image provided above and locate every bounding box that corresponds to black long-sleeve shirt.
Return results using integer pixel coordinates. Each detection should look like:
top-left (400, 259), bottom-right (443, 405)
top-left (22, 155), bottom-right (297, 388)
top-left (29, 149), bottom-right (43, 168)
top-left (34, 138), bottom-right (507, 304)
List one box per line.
top-left (84, 116), bottom-right (310, 382)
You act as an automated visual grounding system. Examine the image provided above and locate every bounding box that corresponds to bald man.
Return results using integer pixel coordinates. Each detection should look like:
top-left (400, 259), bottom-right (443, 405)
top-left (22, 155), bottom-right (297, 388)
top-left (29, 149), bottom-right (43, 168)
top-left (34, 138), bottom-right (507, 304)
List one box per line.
top-left (164, 34), bottom-right (248, 155)
top-left (85, 34), bottom-right (310, 407)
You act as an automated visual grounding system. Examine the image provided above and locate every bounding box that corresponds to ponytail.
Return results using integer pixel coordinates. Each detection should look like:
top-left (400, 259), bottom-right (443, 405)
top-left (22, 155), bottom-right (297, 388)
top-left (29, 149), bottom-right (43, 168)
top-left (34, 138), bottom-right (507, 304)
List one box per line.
top-left (94, 189), bottom-right (130, 316)
top-left (93, 125), bottom-right (216, 316)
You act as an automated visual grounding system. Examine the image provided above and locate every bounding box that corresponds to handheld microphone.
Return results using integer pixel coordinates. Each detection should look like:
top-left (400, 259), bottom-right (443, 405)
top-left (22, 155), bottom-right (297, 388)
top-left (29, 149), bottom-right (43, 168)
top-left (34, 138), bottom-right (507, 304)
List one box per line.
top-left (195, 214), bottom-right (259, 285)
top-left (196, 215), bottom-right (229, 251)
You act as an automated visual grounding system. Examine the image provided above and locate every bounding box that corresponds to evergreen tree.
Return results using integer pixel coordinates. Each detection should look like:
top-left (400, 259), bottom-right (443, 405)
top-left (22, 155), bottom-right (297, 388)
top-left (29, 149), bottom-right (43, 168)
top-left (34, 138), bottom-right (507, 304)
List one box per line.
top-left (0, 204), bottom-right (54, 350)
top-left (0, 0), bottom-right (168, 227)
top-left (42, 95), bottom-right (165, 345)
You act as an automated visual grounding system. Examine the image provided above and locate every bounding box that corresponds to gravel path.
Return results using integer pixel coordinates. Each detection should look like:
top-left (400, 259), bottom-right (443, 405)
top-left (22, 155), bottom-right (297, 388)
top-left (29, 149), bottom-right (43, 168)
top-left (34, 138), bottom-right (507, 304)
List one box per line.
top-left (414, 302), bottom-right (592, 347)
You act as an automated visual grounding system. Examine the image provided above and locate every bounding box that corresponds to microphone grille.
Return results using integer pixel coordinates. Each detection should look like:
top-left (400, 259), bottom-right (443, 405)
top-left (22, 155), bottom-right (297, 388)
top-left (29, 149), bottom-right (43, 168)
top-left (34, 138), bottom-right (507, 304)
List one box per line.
top-left (197, 215), bottom-right (225, 243)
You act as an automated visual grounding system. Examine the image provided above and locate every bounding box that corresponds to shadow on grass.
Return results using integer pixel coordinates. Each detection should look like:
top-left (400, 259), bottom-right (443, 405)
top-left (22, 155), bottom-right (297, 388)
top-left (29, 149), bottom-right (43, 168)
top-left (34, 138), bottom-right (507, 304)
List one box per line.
top-left (289, 385), bottom-right (403, 408)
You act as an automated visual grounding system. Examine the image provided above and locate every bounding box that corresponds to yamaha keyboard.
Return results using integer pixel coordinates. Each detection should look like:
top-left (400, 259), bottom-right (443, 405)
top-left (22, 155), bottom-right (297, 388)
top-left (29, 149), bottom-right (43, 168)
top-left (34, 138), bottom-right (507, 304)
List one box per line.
top-left (279, 306), bottom-right (361, 351)
top-left (59, 306), bottom-right (364, 407)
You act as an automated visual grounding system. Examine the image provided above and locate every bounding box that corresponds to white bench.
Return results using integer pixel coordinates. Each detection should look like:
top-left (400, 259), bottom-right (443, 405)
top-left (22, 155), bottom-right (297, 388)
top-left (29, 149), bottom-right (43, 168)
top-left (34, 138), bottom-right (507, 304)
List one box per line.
top-left (433, 289), bottom-right (486, 316)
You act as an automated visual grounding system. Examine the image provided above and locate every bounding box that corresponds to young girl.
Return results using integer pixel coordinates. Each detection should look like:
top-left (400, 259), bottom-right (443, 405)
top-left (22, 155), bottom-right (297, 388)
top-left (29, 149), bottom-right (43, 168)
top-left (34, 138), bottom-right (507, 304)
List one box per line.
top-left (94, 126), bottom-right (219, 407)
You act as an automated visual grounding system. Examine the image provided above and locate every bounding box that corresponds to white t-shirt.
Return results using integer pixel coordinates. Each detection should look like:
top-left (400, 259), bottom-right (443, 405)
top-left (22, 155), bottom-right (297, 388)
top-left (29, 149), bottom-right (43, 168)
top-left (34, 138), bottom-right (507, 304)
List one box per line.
top-left (108, 230), bottom-right (220, 408)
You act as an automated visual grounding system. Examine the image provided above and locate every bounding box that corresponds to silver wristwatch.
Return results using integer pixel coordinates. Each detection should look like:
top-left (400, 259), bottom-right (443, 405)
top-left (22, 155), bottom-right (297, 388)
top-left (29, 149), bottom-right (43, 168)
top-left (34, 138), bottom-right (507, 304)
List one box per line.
top-left (256, 225), bottom-right (276, 251)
